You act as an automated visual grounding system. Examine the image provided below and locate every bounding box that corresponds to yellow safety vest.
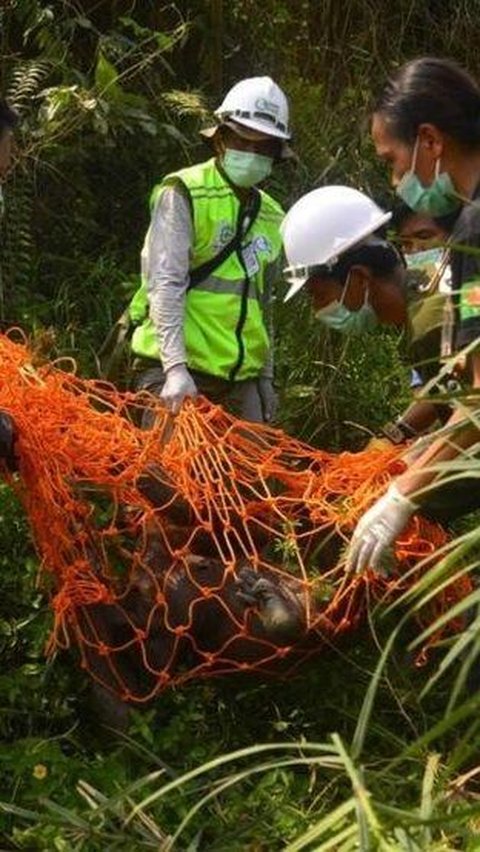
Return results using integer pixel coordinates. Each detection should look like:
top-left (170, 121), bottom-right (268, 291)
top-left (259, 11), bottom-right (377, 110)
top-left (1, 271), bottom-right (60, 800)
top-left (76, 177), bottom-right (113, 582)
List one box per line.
top-left (130, 158), bottom-right (284, 381)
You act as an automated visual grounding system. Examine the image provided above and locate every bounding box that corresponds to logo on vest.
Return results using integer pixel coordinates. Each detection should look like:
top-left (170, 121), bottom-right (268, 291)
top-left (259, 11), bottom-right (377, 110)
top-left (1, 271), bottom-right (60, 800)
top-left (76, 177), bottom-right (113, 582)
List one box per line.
top-left (212, 224), bottom-right (271, 276)
top-left (242, 235), bottom-right (271, 277)
top-left (213, 221), bottom-right (235, 252)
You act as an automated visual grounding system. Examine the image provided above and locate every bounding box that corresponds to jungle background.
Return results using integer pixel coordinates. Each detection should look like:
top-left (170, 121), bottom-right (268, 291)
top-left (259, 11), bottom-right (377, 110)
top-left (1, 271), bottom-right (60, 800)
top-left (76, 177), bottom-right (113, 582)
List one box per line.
top-left (2, 1), bottom-right (480, 849)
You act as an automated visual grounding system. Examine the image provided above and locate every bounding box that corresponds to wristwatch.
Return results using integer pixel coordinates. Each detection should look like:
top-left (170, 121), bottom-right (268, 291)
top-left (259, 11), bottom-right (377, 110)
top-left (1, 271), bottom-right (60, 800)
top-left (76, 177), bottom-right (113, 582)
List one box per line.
top-left (380, 419), bottom-right (417, 445)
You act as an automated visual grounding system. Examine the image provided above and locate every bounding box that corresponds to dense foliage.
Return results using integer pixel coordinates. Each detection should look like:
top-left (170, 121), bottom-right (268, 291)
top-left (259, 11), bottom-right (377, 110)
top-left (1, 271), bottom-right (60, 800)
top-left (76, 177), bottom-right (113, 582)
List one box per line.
top-left (2, 1), bottom-right (480, 849)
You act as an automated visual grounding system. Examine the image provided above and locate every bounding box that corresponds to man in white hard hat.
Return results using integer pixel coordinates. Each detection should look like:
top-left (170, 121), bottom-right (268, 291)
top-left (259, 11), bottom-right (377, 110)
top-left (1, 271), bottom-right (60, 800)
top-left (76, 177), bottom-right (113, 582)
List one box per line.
top-left (129, 76), bottom-right (291, 423)
top-left (282, 185), bottom-right (480, 574)
top-left (282, 186), bottom-right (455, 434)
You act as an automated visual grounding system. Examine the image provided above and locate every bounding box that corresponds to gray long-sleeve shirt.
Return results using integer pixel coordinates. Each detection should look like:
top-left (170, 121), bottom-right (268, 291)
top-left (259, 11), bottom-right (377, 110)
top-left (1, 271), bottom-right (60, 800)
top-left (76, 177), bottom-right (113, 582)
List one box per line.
top-left (142, 185), bottom-right (192, 372)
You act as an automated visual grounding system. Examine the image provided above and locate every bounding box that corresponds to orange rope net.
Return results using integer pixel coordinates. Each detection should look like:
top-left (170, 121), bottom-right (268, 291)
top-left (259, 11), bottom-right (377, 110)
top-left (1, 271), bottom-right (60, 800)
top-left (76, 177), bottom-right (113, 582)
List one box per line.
top-left (0, 332), bottom-right (470, 702)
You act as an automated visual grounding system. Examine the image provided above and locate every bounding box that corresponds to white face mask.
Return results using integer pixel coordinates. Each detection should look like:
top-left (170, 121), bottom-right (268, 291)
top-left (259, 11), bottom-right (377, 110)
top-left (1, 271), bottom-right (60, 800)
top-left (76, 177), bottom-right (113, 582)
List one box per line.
top-left (222, 149), bottom-right (273, 187)
top-left (314, 274), bottom-right (378, 335)
top-left (396, 137), bottom-right (461, 217)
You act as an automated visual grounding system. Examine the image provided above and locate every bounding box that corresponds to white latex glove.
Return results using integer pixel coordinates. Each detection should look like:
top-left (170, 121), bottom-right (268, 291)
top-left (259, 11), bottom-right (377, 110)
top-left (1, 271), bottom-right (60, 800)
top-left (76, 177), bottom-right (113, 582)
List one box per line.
top-left (258, 376), bottom-right (278, 423)
top-left (160, 364), bottom-right (197, 414)
top-left (346, 484), bottom-right (417, 574)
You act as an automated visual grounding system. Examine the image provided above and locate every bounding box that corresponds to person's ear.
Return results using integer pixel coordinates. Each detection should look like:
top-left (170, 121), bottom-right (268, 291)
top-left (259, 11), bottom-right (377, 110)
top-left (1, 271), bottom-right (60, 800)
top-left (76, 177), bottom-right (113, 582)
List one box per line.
top-left (347, 264), bottom-right (373, 295)
top-left (307, 276), bottom-right (342, 309)
top-left (417, 122), bottom-right (444, 160)
top-left (213, 128), bottom-right (227, 157)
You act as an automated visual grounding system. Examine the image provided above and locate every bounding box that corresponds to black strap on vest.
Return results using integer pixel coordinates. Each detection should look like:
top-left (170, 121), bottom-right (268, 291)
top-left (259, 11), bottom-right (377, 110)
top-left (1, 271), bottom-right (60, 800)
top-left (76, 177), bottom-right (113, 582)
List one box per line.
top-left (187, 188), bottom-right (261, 290)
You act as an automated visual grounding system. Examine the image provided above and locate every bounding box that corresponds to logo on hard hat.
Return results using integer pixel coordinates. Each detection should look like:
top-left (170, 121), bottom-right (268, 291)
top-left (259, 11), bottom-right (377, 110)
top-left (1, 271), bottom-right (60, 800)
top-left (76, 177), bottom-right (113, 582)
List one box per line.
top-left (255, 97), bottom-right (279, 116)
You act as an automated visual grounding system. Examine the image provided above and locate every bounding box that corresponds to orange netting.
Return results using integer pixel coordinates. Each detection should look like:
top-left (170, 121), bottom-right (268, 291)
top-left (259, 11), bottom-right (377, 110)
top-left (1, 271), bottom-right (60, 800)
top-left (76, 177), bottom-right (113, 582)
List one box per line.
top-left (0, 332), bottom-right (470, 702)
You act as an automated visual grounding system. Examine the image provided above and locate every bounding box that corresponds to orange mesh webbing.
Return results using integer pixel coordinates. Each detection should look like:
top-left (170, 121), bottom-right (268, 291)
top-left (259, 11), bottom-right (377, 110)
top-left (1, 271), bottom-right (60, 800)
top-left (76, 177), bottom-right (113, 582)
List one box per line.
top-left (0, 332), bottom-right (469, 702)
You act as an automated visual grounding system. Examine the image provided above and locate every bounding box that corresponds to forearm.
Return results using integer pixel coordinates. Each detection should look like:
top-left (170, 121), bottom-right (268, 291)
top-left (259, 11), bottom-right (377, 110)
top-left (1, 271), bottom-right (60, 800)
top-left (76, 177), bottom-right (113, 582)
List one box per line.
top-left (144, 185), bottom-right (193, 371)
top-left (397, 350), bottom-right (480, 499)
top-left (149, 285), bottom-right (187, 371)
top-left (399, 399), bottom-right (451, 434)
top-left (396, 406), bottom-right (480, 501)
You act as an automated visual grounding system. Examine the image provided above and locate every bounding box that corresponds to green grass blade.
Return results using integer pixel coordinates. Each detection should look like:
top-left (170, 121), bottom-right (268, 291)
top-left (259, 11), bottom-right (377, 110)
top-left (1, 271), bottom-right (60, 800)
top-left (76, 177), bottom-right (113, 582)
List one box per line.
top-left (284, 798), bottom-right (357, 852)
top-left (419, 753), bottom-right (440, 848)
top-left (351, 624), bottom-right (400, 761)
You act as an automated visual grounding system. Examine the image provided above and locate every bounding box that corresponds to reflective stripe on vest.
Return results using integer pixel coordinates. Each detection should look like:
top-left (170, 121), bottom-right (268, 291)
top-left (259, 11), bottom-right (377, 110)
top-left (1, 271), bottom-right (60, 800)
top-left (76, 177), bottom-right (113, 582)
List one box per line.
top-left (130, 158), bottom-right (284, 381)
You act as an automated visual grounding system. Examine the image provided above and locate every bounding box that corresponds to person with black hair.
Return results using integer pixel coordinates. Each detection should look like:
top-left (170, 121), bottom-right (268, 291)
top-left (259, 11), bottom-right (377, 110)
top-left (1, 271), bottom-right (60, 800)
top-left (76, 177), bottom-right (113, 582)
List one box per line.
top-left (281, 185), bottom-right (443, 442)
top-left (282, 176), bottom-right (480, 568)
top-left (346, 56), bottom-right (480, 573)
top-left (282, 185), bottom-right (405, 323)
top-left (387, 203), bottom-right (455, 441)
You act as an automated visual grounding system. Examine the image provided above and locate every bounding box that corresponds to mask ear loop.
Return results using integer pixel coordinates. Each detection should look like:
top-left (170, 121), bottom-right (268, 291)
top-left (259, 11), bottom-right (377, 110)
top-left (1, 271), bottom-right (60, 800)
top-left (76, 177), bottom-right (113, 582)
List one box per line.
top-left (341, 268), bottom-right (371, 309)
top-left (410, 136), bottom-right (420, 174)
top-left (339, 268), bottom-right (352, 306)
top-left (417, 137), bottom-right (441, 182)
top-left (433, 151), bottom-right (465, 204)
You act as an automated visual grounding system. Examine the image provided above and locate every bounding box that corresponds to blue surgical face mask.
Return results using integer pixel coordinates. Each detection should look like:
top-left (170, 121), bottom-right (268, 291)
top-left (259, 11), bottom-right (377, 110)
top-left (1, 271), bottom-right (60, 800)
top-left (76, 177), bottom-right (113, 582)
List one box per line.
top-left (314, 278), bottom-right (378, 335)
top-left (396, 138), bottom-right (461, 217)
top-left (222, 149), bottom-right (273, 188)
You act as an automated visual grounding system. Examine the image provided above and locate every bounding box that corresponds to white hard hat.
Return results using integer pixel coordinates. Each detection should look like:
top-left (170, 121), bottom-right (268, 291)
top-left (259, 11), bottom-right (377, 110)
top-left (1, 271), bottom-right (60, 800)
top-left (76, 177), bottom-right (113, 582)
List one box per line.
top-left (281, 186), bottom-right (392, 301)
top-left (214, 76), bottom-right (290, 140)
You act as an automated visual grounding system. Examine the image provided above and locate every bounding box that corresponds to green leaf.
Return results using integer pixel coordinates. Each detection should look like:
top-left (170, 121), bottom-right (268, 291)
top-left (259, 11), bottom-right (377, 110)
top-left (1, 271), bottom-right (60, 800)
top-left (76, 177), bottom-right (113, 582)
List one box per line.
top-left (95, 53), bottom-right (119, 94)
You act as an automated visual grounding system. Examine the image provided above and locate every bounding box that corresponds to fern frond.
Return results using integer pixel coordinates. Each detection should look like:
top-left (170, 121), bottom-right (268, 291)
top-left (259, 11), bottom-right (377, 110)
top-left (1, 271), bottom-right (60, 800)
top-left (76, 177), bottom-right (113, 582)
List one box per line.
top-left (161, 89), bottom-right (210, 121)
top-left (7, 59), bottom-right (51, 115)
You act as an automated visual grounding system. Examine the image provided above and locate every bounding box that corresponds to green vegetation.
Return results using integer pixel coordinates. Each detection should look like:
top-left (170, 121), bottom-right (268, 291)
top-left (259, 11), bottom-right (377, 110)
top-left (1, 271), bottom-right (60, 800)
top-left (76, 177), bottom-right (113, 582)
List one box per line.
top-left (2, 1), bottom-right (480, 849)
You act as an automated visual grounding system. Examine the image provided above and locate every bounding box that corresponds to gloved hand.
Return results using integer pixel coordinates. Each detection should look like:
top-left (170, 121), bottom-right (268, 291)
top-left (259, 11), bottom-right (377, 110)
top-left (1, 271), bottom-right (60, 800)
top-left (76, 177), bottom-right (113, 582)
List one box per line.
top-left (346, 484), bottom-right (417, 574)
top-left (258, 376), bottom-right (278, 423)
top-left (160, 364), bottom-right (197, 414)
top-left (364, 436), bottom-right (393, 452)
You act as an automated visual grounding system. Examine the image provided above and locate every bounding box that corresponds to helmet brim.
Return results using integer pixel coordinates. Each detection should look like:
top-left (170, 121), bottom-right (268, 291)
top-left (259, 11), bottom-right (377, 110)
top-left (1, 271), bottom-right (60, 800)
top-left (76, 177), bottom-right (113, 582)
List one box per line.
top-left (283, 275), bottom-right (310, 302)
top-left (200, 119), bottom-right (294, 159)
top-left (223, 115), bottom-right (290, 140)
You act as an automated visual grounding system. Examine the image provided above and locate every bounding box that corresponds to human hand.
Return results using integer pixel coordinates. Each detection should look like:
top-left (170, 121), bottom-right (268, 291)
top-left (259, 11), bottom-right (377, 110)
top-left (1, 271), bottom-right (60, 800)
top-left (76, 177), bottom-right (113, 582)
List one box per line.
top-left (160, 364), bottom-right (197, 414)
top-left (364, 436), bottom-right (393, 452)
top-left (346, 484), bottom-right (417, 574)
top-left (258, 377), bottom-right (278, 423)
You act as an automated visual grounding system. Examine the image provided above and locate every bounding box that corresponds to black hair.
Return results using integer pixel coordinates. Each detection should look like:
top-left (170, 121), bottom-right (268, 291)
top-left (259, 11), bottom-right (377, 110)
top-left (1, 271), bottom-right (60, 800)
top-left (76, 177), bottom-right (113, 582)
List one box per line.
top-left (390, 200), bottom-right (417, 232)
top-left (308, 240), bottom-right (404, 288)
top-left (374, 57), bottom-right (480, 149)
top-left (0, 98), bottom-right (18, 136)
top-left (390, 199), bottom-right (461, 237)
